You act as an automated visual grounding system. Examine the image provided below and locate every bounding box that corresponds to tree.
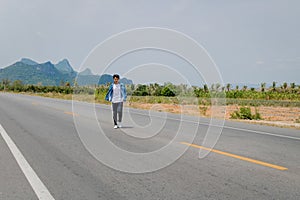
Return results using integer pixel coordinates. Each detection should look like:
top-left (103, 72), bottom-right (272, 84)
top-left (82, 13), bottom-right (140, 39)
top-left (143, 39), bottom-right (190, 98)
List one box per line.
top-left (132, 84), bottom-right (149, 96)
top-left (161, 86), bottom-right (175, 97)
top-left (177, 84), bottom-right (188, 96)
top-left (131, 84), bottom-right (135, 91)
top-left (283, 82), bottom-right (288, 91)
top-left (272, 81), bottom-right (277, 92)
top-left (215, 83), bottom-right (221, 91)
top-left (149, 83), bottom-right (157, 96)
top-left (235, 85), bottom-right (239, 91)
top-left (2, 79), bottom-right (10, 91)
top-left (203, 84), bottom-right (209, 93)
top-left (12, 80), bottom-right (23, 92)
top-left (226, 83), bottom-right (231, 92)
top-left (260, 83), bottom-right (265, 92)
top-left (290, 82), bottom-right (295, 89)
top-left (210, 84), bottom-right (215, 91)
top-left (161, 83), bottom-right (176, 97)
top-left (152, 83), bottom-right (163, 96)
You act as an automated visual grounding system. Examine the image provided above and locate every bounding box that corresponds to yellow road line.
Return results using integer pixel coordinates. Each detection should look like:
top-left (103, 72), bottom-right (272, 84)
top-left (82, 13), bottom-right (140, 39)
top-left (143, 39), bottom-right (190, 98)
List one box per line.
top-left (31, 102), bottom-right (39, 105)
top-left (181, 142), bottom-right (288, 171)
top-left (64, 111), bottom-right (79, 117)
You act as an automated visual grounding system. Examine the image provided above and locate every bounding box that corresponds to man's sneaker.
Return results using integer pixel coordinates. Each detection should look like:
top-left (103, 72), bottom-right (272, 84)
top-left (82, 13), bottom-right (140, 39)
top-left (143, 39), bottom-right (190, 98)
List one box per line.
top-left (114, 125), bottom-right (118, 129)
top-left (118, 122), bottom-right (122, 128)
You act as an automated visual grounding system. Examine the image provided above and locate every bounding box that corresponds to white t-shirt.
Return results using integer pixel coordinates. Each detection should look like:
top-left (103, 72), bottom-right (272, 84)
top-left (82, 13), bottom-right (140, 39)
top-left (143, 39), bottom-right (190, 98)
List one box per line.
top-left (112, 84), bottom-right (122, 103)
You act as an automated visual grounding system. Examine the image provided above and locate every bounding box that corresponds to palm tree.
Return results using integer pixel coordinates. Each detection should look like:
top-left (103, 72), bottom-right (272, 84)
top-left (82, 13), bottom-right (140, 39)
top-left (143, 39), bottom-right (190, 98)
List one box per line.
top-left (203, 84), bottom-right (209, 93)
top-left (272, 81), bottom-right (277, 92)
top-left (261, 82), bottom-right (266, 92)
top-left (283, 82), bottom-right (288, 91)
top-left (226, 83), bottom-right (231, 92)
top-left (210, 84), bottom-right (215, 91)
top-left (290, 82), bottom-right (295, 90)
top-left (2, 79), bottom-right (10, 91)
top-left (149, 83), bottom-right (155, 96)
top-left (290, 82), bottom-right (296, 93)
top-left (215, 83), bottom-right (221, 91)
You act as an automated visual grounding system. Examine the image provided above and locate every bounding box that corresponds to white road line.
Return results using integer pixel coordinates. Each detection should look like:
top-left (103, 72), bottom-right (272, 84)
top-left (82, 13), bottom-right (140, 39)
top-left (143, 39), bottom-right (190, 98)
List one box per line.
top-left (22, 97), bottom-right (300, 141)
top-left (119, 108), bottom-right (300, 141)
top-left (222, 125), bottom-right (300, 141)
top-left (116, 108), bottom-right (300, 141)
top-left (0, 124), bottom-right (55, 200)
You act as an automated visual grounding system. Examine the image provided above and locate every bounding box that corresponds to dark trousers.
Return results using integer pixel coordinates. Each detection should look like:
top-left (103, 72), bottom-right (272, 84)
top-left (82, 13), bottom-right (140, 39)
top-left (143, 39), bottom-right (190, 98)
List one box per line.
top-left (112, 102), bottom-right (123, 125)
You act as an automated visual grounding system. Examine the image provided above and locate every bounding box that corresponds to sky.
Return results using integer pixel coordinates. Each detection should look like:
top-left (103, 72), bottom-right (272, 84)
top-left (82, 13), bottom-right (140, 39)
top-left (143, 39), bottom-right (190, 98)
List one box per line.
top-left (0, 0), bottom-right (299, 85)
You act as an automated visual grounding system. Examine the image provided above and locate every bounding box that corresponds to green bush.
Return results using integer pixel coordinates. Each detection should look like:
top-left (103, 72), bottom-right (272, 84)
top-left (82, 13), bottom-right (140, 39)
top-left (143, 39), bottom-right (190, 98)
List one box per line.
top-left (230, 107), bottom-right (262, 120)
top-left (132, 85), bottom-right (149, 96)
top-left (161, 86), bottom-right (175, 97)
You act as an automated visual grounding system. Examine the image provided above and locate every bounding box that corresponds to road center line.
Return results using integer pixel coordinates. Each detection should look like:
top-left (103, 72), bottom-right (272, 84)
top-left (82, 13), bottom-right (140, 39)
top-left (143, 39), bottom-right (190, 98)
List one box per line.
top-left (181, 142), bottom-right (288, 171)
top-left (112, 106), bottom-right (300, 141)
top-left (0, 124), bottom-right (55, 200)
top-left (64, 111), bottom-right (79, 117)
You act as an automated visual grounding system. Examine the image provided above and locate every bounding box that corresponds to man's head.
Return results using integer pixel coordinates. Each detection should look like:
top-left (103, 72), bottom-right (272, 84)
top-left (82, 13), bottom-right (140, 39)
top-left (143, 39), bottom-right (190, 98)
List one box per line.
top-left (113, 74), bottom-right (120, 84)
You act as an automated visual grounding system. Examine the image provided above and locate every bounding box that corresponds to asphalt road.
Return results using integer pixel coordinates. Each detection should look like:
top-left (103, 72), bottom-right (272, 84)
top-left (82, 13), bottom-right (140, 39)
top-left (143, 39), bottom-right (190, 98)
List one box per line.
top-left (0, 92), bottom-right (299, 200)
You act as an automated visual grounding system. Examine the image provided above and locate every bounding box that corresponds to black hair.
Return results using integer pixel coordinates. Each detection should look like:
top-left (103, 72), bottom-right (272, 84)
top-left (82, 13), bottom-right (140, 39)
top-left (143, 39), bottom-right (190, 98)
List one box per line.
top-left (113, 74), bottom-right (120, 79)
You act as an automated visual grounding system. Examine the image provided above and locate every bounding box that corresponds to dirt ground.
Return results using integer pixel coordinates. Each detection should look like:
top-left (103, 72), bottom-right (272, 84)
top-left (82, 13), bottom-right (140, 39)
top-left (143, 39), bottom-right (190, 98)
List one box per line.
top-left (17, 92), bottom-right (300, 129)
top-left (127, 102), bottom-right (300, 129)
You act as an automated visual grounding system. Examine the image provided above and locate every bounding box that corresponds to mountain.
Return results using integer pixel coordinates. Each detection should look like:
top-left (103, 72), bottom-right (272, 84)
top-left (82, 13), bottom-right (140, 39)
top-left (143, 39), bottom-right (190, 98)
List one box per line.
top-left (78, 68), bottom-right (94, 76)
top-left (98, 74), bottom-right (113, 85)
top-left (76, 74), bottom-right (113, 86)
top-left (120, 77), bottom-right (133, 85)
top-left (76, 73), bottom-right (133, 86)
top-left (76, 74), bottom-right (100, 86)
top-left (54, 59), bottom-right (74, 74)
top-left (0, 58), bottom-right (133, 86)
top-left (20, 58), bottom-right (38, 65)
top-left (0, 61), bottom-right (70, 85)
top-left (97, 74), bottom-right (133, 85)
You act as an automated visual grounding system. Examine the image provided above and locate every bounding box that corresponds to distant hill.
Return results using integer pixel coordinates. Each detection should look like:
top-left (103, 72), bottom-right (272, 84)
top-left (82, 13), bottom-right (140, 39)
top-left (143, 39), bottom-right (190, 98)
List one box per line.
top-left (76, 73), bottom-right (133, 86)
top-left (0, 58), bottom-right (133, 86)
top-left (98, 74), bottom-right (113, 85)
top-left (97, 74), bottom-right (133, 85)
top-left (120, 77), bottom-right (133, 85)
top-left (55, 59), bottom-right (74, 74)
top-left (0, 61), bottom-right (70, 85)
top-left (78, 68), bottom-right (94, 76)
top-left (76, 74), bottom-right (100, 86)
top-left (20, 58), bottom-right (38, 65)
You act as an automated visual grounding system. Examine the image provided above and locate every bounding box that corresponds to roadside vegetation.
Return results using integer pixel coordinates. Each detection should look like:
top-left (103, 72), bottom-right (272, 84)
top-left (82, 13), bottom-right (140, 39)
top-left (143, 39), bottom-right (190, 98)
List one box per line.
top-left (1, 79), bottom-right (300, 123)
top-left (230, 107), bottom-right (262, 120)
top-left (1, 79), bottom-right (299, 104)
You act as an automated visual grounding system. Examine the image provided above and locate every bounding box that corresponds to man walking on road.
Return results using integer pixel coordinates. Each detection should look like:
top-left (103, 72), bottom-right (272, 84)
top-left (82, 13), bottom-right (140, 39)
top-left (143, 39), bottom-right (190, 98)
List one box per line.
top-left (105, 74), bottom-right (127, 129)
